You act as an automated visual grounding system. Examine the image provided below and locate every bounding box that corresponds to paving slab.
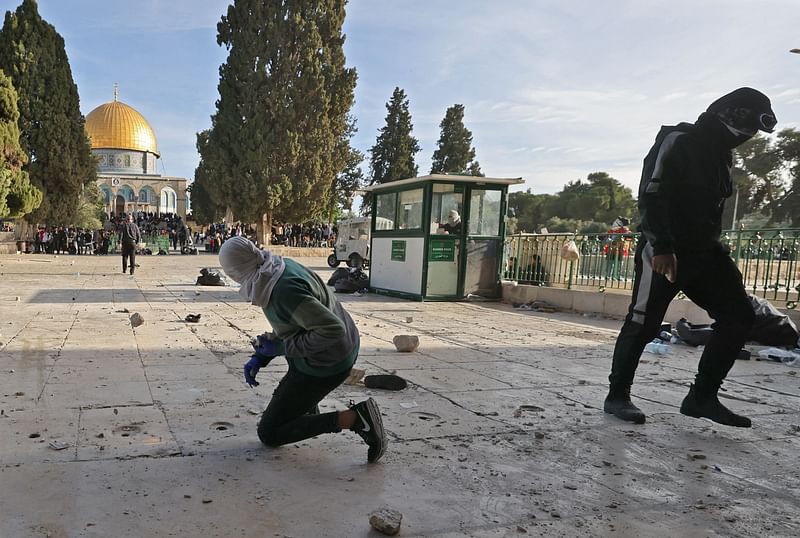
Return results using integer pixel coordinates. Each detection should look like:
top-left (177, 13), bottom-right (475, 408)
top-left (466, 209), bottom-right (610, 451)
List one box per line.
top-left (1, 253), bottom-right (799, 537)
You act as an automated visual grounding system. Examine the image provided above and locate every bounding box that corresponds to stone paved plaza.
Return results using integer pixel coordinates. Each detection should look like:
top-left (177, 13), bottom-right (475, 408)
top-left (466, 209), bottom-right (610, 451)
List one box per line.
top-left (1, 253), bottom-right (799, 537)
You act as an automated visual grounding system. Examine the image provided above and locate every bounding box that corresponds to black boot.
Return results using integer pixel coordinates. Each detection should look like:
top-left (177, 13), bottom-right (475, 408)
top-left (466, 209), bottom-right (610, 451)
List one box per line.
top-left (680, 384), bottom-right (751, 427)
top-left (604, 386), bottom-right (646, 424)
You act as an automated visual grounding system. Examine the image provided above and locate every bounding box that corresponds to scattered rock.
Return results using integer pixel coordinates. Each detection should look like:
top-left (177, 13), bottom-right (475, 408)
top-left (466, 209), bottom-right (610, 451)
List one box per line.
top-left (513, 405), bottom-right (545, 417)
top-left (202, 499), bottom-right (213, 504)
top-left (369, 507), bottom-right (402, 536)
top-left (405, 316), bottom-right (413, 323)
top-left (344, 368), bottom-right (366, 385)
top-left (129, 313), bottom-right (144, 328)
top-left (392, 335), bottom-right (419, 352)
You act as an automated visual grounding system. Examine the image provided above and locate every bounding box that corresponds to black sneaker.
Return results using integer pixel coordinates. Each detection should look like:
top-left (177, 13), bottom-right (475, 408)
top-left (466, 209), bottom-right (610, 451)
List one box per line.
top-left (349, 398), bottom-right (387, 463)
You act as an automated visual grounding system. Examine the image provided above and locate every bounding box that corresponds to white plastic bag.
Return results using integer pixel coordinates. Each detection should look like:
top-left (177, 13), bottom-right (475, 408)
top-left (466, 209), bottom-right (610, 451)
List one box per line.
top-left (757, 347), bottom-right (800, 366)
top-left (560, 239), bottom-right (580, 262)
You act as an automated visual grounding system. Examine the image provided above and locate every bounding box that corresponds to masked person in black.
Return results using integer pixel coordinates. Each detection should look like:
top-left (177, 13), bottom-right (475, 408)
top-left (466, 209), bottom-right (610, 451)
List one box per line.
top-left (604, 88), bottom-right (777, 428)
top-left (119, 214), bottom-right (142, 275)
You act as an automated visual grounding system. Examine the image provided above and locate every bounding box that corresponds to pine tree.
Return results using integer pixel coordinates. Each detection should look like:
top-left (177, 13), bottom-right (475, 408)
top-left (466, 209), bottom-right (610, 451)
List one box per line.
top-left (430, 104), bottom-right (482, 176)
top-left (207, 0), bottom-right (357, 244)
top-left (0, 0), bottom-right (96, 225)
top-left (0, 68), bottom-right (41, 218)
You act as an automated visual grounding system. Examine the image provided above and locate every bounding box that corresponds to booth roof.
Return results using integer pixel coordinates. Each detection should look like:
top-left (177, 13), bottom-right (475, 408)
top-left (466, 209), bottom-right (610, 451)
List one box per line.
top-left (360, 174), bottom-right (524, 192)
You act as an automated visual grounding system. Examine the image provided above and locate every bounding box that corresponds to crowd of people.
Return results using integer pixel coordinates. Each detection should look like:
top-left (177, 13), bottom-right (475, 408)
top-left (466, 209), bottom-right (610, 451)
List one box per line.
top-left (270, 223), bottom-right (337, 248)
top-left (17, 214), bottom-right (342, 256)
top-left (28, 212), bottom-right (194, 255)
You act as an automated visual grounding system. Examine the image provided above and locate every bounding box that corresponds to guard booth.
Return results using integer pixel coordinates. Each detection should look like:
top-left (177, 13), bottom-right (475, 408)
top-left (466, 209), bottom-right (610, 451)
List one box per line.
top-left (363, 174), bottom-right (523, 300)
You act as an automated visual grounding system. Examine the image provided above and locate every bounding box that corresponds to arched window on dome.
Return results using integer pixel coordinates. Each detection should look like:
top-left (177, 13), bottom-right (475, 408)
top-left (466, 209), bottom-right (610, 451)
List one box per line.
top-left (160, 187), bottom-right (177, 215)
top-left (118, 185), bottom-right (135, 203)
top-left (100, 186), bottom-right (112, 205)
top-left (139, 187), bottom-right (153, 204)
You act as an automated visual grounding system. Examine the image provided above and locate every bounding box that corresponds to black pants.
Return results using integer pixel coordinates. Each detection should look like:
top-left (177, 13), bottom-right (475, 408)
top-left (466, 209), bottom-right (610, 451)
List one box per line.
top-left (121, 243), bottom-right (136, 274)
top-left (257, 363), bottom-right (352, 447)
top-left (610, 240), bottom-right (754, 391)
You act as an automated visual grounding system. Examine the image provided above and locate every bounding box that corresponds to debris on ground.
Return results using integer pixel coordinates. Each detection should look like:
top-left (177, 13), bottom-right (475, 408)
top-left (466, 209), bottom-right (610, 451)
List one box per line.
top-left (48, 440), bottom-right (70, 450)
top-left (515, 300), bottom-right (557, 313)
top-left (368, 507), bottom-right (402, 536)
top-left (393, 335), bottom-right (419, 352)
top-left (513, 405), bottom-right (545, 418)
top-left (184, 314), bottom-right (201, 323)
top-left (466, 293), bottom-right (494, 302)
top-left (364, 374), bottom-right (407, 391)
top-left (196, 268), bottom-right (226, 286)
top-left (344, 368), bottom-right (365, 385)
top-left (129, 313), bottom-right (144, 328)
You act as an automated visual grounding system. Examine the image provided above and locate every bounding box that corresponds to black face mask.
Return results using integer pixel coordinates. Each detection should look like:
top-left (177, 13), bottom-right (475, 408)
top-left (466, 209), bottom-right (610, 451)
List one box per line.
top-left (718, 120), bottom-right (755, 149)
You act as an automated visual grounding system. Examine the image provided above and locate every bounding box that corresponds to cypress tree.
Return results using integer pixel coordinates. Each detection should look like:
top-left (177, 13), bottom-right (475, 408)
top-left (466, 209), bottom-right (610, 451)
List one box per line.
top-left (328, 115), bottom-right (363, 218)
top-left (430, 104), bottom-right (482, 176)
top-left (368, 87), bottom-right (420, 186)
top-left (208, 0), bottom-right (357, 244)
top-left (0, 0), bottom-right (96, 225)
top-left (0, 68), bottom-right (41, 218)
top-left (191, 129), bottom-right (226, 225)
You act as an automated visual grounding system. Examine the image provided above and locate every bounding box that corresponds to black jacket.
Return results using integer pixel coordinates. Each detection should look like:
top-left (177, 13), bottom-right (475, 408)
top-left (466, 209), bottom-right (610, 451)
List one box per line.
top-left (638, 113), bottom-right (735, 255)
top-left (119, 221), bottom-right (141, 246)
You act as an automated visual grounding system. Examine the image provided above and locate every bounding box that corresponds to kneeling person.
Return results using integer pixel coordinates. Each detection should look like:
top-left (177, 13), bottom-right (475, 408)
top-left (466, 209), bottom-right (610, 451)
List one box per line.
top-left (219, 237), bottom-right (386, 463)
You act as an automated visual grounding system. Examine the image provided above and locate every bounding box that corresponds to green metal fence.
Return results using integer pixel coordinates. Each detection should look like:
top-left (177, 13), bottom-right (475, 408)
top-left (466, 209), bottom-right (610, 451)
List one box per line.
top-left (503, 228), bottom-right (800, 306)
top-left (107, 234), bottom-right (170, 254)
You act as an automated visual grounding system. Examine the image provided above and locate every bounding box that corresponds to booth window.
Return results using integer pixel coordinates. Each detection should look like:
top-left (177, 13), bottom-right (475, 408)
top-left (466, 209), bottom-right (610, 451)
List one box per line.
top-left (431, 184), bottom-right (463, 234)
top-left (376, 193), bottom-right (397, 227)
top-left (468, 189), bottom-right (502, 236)
top-left (398, 188), bottom-right (423, 229)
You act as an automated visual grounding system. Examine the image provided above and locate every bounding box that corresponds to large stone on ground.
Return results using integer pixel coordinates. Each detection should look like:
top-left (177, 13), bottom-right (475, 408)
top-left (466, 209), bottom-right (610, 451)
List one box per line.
top-left (392, 335), bottom-right (419, 352)
top-left (368, 507), bottom-right (403, 535)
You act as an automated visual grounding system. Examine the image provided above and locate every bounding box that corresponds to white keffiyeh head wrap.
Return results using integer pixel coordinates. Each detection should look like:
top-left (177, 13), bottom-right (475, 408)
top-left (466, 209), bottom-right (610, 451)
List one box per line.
top-left (218, 236), bottom-right (286, 307)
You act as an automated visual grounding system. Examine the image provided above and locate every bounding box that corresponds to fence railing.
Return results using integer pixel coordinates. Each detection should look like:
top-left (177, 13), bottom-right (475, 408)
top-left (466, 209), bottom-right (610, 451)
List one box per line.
top-left (502, 228), bottom-right (800, 306)
top-left (107, 234), bottom-right (171, 254)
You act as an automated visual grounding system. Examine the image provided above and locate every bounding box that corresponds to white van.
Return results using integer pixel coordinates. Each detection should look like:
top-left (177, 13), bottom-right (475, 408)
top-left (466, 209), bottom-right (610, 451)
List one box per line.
top-left (327, 217), bottom-right (392, 268)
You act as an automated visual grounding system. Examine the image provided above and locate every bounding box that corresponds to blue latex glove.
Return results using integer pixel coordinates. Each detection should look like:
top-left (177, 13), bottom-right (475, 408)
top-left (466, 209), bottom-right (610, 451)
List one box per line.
top-left (252, 333), bottom-right (283, 358)
top-left (243, 354), bottom-right (272, 387)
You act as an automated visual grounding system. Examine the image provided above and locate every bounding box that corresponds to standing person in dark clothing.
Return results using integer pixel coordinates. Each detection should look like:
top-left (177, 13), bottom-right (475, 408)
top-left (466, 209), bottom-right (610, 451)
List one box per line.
top-left (218, 236), bottom-right (387, 463)
top-left (119, 214), bottom-right (142, 275)
top-left (604, 88), bottom-right (777, 428)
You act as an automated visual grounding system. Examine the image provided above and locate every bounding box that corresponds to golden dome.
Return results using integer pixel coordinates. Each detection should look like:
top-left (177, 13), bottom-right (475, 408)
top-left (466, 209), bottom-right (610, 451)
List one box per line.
top-left (85, 100), bottom-right (159, 157)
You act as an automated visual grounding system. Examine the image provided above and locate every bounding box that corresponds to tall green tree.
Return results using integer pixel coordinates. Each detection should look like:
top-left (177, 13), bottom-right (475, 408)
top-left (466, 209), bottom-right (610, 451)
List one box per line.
top-left (0, 68), bottom-right (40, 219)
top-left (430, 104), bottom-right (482, 176)
top-left (773, 128), bottom-right (800, 226)
top-left (191, 129), bottom-right (226, 225)
top-left (0, 0), bottom-right (96, 225)
top-left (328, 115), bottom-right (363, 219)
top-left (363, 87), bottom-right (420, 213)
top-left (207, 0), bottom-right (357, 244)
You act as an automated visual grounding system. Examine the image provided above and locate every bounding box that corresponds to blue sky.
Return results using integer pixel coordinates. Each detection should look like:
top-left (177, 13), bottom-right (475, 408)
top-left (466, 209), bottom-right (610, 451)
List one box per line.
top-left (4, 0), bottom-right (800, 200)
